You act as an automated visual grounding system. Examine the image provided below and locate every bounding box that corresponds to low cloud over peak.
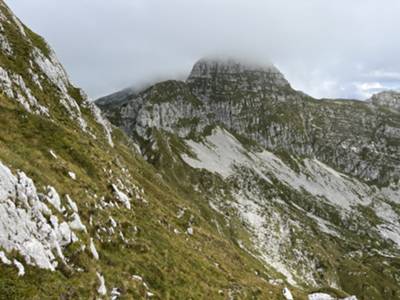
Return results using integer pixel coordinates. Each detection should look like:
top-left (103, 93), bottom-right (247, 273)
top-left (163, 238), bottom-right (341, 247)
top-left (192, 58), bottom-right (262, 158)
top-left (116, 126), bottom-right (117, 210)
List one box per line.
top-left (9, 0), bottom-right (400, 100)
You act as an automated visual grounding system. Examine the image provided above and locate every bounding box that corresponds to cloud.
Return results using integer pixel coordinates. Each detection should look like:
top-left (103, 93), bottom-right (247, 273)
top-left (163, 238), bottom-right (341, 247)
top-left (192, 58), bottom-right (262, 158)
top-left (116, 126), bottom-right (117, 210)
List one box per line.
top-left (366, 70), bottom-right (400, 81)
top-left (354, 82), bottom-right (385, 99)
top-left (8, 0), bottom-right (400, 99)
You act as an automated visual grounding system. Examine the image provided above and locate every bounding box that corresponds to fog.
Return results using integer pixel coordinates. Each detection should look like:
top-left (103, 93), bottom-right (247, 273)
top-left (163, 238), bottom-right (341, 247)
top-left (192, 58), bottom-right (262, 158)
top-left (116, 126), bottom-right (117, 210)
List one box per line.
top-left (9, 0), bottom-right (400, 100)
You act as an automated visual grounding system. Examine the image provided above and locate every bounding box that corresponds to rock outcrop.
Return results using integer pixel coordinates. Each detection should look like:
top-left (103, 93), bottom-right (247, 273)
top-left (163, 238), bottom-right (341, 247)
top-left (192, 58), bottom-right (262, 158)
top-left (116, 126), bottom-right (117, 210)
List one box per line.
top-left (370, 90), bottom-right (400, 111)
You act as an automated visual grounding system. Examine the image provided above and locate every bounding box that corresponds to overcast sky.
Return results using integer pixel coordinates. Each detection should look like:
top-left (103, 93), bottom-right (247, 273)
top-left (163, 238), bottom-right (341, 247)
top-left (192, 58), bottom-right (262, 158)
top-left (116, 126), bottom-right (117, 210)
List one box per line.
top-left (8, 0), bottom-right (400, 100)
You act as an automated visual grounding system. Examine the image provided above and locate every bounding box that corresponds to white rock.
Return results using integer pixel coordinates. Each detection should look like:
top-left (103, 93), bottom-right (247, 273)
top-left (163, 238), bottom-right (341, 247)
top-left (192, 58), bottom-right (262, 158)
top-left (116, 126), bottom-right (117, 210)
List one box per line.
top-left (283, 287), bottom-right (294, 300)
top-left (69, 212), bottom-right (87, 232)
top-left (66, 195), bottom-right (78, 212)
top-left (111, 288), bottom-right (121, 300)
top-left (89, 103), bottom-right (114, 147)
top-left (132, 275), bottom-right (143, 282)
top-left (96, 272), bottom-right (107, 296)
top-left (28, 68), bottom-right (43, 90)
top-left (308, 293), bottom-right (334, 300)
top-left (90, 238), bottom-right (99, 260)
top-left (13, 259), bottom-right (25, 276)
top-left (177, 208), bottom-right (185, 219)
top-left (112, 184), bottom-right (131, 209)
top-left (308, 293), bottom-right (358, 300)
top-left (187, 227), bottom-right (194, 236)
top-left (68, 171), bottom-right (76, 180)
top-left (11, 73), bottom-right (49, 116)
top-left (56, 220), bottom-right (77, 245)
top-left (32, 47), bottom-right (69, 95)
top-left (0, 162), bottom-right (77, 271)
top-left (0, 32), bottom-right (12, 55)
top-left (32, 47), bottom-right (89, 130)
top-left (46, 186), bottom-right (64, 212)
top-left (109, 216), bottom-right (117, 228)
top-left (0, 251), bottom-right (11, 265)
top-left (49, 150), bottom-right (58, 159)
top-left (0, 66), bottom-right (14, 99)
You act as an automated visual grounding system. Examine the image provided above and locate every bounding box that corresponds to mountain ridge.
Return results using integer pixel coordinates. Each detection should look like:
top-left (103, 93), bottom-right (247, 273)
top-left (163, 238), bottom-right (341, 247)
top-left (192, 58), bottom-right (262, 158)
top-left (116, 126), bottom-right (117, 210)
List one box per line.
top-left (97, 57), bottom-right (400, 186)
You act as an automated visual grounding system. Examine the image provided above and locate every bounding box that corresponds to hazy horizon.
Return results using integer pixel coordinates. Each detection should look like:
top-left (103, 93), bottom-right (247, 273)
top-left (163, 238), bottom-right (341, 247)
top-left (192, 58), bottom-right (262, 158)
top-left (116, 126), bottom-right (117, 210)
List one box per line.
top-left (8, 0), bottom-right (400, 100)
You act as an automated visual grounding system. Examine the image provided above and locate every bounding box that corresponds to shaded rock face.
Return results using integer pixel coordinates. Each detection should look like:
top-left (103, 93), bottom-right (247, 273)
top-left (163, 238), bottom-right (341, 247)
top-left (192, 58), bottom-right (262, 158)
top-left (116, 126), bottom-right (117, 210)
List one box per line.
top-left (98, 58), bottom-right (400, 186)
top-left (117, 81), bottom-right (206, 138)
top-left (96, 87), bottom-right (137, 108)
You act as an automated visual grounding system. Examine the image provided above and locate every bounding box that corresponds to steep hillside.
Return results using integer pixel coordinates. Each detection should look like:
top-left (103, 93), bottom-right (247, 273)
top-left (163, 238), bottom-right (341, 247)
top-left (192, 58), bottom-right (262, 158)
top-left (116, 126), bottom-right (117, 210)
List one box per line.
top-left (98, 58), bottom-right (400, 300)
top-left (0, 2), bottom-right (321, 299)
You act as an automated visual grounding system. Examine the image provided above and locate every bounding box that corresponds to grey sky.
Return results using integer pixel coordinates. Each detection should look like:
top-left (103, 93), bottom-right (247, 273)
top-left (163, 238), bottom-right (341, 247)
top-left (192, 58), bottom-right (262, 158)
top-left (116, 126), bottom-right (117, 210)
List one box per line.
top-left (8, 0), bottom-right (400, 100)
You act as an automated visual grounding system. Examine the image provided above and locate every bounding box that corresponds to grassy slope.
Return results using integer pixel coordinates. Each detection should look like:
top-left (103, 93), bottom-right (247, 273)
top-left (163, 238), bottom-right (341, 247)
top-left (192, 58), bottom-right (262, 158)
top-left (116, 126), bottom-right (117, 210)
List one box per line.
top-left (0, 95), bottom-right (306, 299)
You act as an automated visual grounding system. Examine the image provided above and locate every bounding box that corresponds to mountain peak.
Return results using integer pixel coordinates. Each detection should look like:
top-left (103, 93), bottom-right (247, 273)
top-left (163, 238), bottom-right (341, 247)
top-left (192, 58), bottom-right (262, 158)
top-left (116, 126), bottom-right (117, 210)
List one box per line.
top-left (189, 57), bottom-right (277, 74)
top-left (187, 57), bottom-right (290, 88)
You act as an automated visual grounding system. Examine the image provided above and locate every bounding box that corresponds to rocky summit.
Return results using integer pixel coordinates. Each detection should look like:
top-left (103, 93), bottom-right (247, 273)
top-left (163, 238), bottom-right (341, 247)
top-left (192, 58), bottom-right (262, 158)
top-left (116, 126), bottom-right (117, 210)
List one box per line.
top-left (0, 1), bottom-right (399, 299)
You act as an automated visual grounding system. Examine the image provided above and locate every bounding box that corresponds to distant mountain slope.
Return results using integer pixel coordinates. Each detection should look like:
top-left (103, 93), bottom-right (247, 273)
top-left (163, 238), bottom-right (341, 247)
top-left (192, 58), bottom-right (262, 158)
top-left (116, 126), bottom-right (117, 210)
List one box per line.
top-left (98, 58), bottom-right (400, 299)
top-left (96, 87), bottom-right (137, 109)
